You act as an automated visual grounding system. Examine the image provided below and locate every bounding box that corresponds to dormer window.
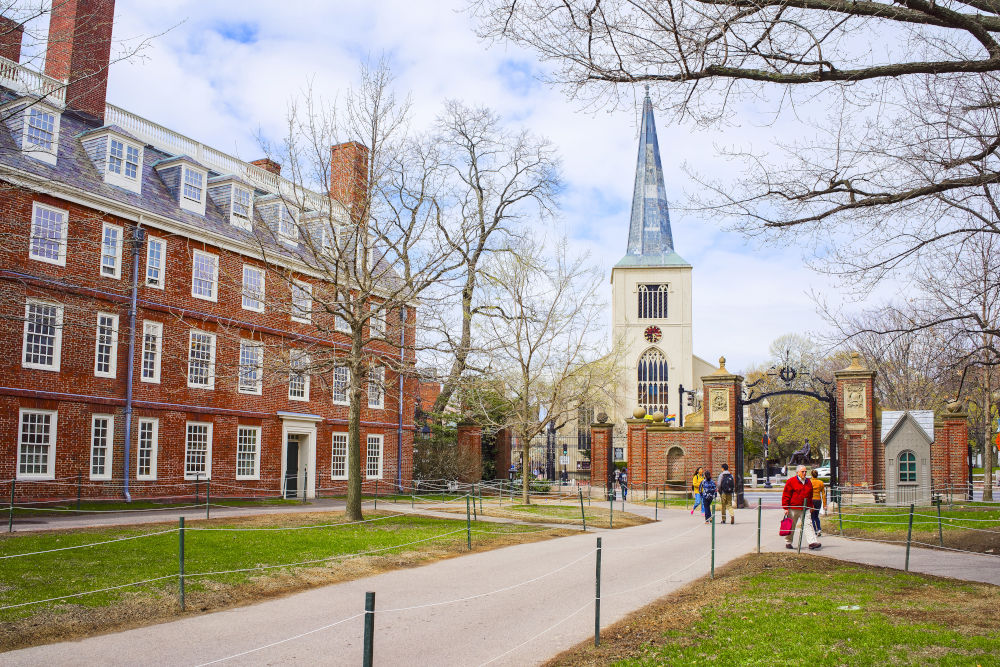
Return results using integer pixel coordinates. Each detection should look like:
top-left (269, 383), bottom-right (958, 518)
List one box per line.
top-left (154, 156), bottom-right (208, 216)
top-left (232, 186), bottom-right (252, 225)
top-left (208, 176), bottom-right (254, 230)
top-left (26, 108), bottom-right (56, 151)
top-left (79, 126), bottom-right (144, 194)
top-left (183, 168), bottom-right (204, 203)
top-left (2, 99), bottom-right (62, 165)
top-left (257, 195), bottom-right (299, 245)
top-left (108, 139), bottom-right (140, 179)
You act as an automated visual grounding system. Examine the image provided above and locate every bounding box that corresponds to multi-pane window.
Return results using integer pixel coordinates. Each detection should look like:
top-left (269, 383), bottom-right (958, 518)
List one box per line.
top-left (90, 415), bottom-right (113, 480)
top-left (94, 312), bottom-right (119, 378)
top-left (289, 351), bottom-right (310, 401)
top-left (29, 203), bottom-right (67, 265)
top-left (141, 321), bottom-right (162, 383)
top-left (637, 284), bottom-right (668, 319)
top-left (335, 313), bottom-right (350, 333)
top-left (183, 167), bottom-right (204, 202)
top-left (146, 237), bottom-right (165, 288)
top-left (100, 223), bottom-right (122, 278)
top-left (331, 432), bottom-right (348, 479)
top-left (242, 265), bottom-right (264, 312)
top-left (236, 426), bottom-right (260, 479)
top-left (239, 340), bottom-right (263, 394)
top-left (184, 422), bottom-right (212, 479)
top-left (137, 418), bottom-right (158, 480)
top-left (370, 304), bottom-right (385, 337)
top-left (187, 330), bottom-right (216, 389)
top-left (18, 409), bottom-right (56, 479)
top-left (22, 300), bottom-right (62, 371)
top-left (291, 281), bottom-right (312, 322)
top-left (637, 348), bottom-right (669, 417)
top-left (278, 206), bottom-right (298, 242)
top-left (191, 250), bottom-right (218, 300)
top-left (232, 187), bottom-right (252, 225)
top-left (899, 450), bottom-right (917, 483)
top-left (332, 366), bottom-right (350, 405)
top-left (368, 366), bottom-right (385, 409)
top-left (26, 108), bottom-right (55, 150)
top-left (108, 139), bottom-right (140, 179)
top-left (366, 434), bottom-right (383, 479)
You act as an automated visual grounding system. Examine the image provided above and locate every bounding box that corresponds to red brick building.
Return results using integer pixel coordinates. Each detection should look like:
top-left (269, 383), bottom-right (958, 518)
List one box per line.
top-left (0, 1), bottom-right (415, 501)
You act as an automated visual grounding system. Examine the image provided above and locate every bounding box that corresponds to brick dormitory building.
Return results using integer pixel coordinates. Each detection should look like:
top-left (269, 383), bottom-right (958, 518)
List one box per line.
top-left (0, 1), bottom-right (415, 501)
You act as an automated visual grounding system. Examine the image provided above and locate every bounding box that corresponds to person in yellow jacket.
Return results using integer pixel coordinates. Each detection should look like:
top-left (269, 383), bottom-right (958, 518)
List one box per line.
top-left (691, 467), bottom-right (705, 515)
top-left (810, 469), bottom-right (827, 536)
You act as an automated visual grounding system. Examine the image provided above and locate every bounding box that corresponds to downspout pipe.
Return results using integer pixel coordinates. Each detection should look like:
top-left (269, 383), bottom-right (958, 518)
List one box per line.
top-left (122, 224), bottom-right (146, 502)
top-left (397, 305), bottom-right (406, 492)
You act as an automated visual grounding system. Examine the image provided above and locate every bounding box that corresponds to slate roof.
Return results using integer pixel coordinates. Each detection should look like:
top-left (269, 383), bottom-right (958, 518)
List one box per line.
top-left (881, 410), bottom-right (935, 443)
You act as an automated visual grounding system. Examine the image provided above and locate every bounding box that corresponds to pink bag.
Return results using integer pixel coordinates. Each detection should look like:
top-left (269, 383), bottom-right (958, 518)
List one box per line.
top-left (779, 516), bottom-right (793, 536)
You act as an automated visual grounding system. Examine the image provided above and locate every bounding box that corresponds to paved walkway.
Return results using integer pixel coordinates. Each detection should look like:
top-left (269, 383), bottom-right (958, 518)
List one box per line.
top-left (4, 503), bottom-right (998, 665)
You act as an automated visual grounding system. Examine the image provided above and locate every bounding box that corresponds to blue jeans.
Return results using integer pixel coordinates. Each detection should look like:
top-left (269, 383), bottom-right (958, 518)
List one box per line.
top-left (811, 500), bottom-right (822, 532)
top-left (693, 492), bottom-right (703, 511)
top-left (703, 500), bottom-right (713, 522)
top-left (621, 484), bottom-right (628, 500)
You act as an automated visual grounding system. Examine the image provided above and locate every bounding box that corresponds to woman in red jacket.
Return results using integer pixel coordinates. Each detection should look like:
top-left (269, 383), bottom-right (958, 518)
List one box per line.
top-left (782, 465), bottom-right (821, 550)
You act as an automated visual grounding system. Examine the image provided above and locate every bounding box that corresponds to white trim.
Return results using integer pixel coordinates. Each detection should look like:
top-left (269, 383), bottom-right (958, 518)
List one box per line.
top-left (187, 329), bottom-right (216, 389)
top-left (140, 320), bottom-right (163, 383)
top-left (291, 280), bottom-right (312, 323)
top-left (180, 164), bottom-right (208, 215)
top-left (191, 249), bottom-right (219, 302)
top-left (89, 414), bottom-right (114, 481)
top-left (332, 366), bottom-right (350, 405)
top-left (280, 419), bottom-right (317, 499)
top-left (236, 425), bottom-right (262, 480)
top-left (366, 434), bottom-right (383, 479)
top-left (238, 339), bottom-right (263, 395)
top-left (104, 135), bottom-right (143, 193)
top-left (241, 264), bottom-right (265, 312)
top-left (145, 235), bottom-right (166, 289)
top-left (231, 185), bottom-right (254, 229)
top-left (331, 431), bottom-right (349, 480)
top-left (184, 421), bottom-right (213, 480)
top-left (17, 408), bottom-right (57, 480)
top-left (29, 201), bottom-right (68, 266)
top-left (21, 103), bottom-right (60, 165)
top-left (288, 350), bottom-right (310, 402)
top-left (94, 312), bottom-right (119, 378)
top-left (368, 365), bottom-right (385, 409)
top-left (22, 299), bottom-right (63, 371)
top-left (100, 222), bottom-right (123, 279)
top-left (136, 417), bottom-right (159, 480)
top-left (369, 303), bottom-right (385, 337)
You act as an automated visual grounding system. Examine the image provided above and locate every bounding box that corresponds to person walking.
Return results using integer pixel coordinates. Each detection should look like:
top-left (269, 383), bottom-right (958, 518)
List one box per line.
top-left (620, 467), bottom-right (629, 501)
top-left (699, 471), bottom-right (718, 524)
top-left (782, 465), bottom-right (820, 549)
top-left (718, 463), bottom-right (736, 524)
top-left (809, 469), bottom-right (827, 536)
top-left (691, 467), bottom-right (705, 515)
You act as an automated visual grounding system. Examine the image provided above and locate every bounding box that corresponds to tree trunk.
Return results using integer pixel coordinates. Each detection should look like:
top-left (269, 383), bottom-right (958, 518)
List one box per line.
top-left (345, 335), bottom-right (365, 521)
top-left (433, 268), bottom-right (476, 416)
top-left (521, 445), bottom-right (530, 505)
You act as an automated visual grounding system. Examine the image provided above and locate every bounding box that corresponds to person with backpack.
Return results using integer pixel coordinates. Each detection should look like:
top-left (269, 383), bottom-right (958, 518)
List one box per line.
top-left (690, 467), bottom-right (705, 515)
top-left (718, 463), bottom-right (736, 524)
top-left (699, 470), bottom-right (718, 524)
top-left (620, 467), bottom-right (629, 501)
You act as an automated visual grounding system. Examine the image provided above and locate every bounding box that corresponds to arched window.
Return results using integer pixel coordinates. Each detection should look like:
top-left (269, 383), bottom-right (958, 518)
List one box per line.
top-left (638, 348), bottom-right (668, 416)
top-left (898, 450), bottom-right (916, 483)
top-left (637, 284), bottom-right (668, 319)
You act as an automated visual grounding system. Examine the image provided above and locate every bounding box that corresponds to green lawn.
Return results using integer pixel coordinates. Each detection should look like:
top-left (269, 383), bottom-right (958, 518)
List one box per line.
top-left (548, 554), bottom-right (1000, 666)
top-left (834, 504), bottom-right (1000, 533)
top-left (9, 497), bottom-right (295, 517)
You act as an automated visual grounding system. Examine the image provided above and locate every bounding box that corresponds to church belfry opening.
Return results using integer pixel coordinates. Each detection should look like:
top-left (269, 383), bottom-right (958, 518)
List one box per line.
top-left (638, 283), bottom-right (668, 319)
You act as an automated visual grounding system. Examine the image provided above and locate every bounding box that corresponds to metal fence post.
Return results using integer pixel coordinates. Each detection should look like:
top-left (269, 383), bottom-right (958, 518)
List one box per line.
top-left (195, 473), bottom-right (200, 505)
top-left (472, 485), bottom-right (478, 521)
top-left (757, 499), bottom-right (762, 554)
top-left (655, 489), bottom-right (658, 521)
top-left (8, 480), bottom-right (15, 533)
top-left (77, 471), bottom-right (82, 510)
top-left (711, 502), bottom-right (716, 578)
top-left (178, 516), bottom-right (185, 610)
top-left (905, 503), bottom-right (915, 571)
top-left (594, 537), bottom-right (602, 647)
top-left (838, 497), bottom-right (843, 533)
top-left (375, 479), bottom-right (378, 510)
top-left (363, 591), bottom-right (375, 667)
top-left (206, 480), bottom-right (211, 520)
top-left (609, 492), bottom-right (613, 529)
top-left (466, 494), bottom-right (472, 550)
top-left (578, 487), bottom-right (587, 531)
top-left (936, 498), bottom-right (944, 547)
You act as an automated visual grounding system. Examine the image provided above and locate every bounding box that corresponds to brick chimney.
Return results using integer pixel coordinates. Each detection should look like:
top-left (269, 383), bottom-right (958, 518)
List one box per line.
top-left (250, 158), bottom-right (282, 175)
top-left (0, 17), bottom-right (24, 63)
top-left (330, 141), bottom-right (369, 218)
top-left (45, 0), bottom-right (115, 122)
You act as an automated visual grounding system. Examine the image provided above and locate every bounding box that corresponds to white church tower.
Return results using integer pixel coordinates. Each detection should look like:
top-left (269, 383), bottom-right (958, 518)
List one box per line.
top-left (610, 90), bottom-right (715, 424)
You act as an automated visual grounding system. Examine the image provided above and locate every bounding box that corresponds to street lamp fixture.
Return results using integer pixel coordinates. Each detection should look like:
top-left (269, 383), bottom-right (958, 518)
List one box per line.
top-left (761, 398), bottom-right (772, 489)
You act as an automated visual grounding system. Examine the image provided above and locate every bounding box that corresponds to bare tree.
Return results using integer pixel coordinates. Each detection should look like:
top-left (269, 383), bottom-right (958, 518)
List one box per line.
top-left (469, 234), bottom-right (616, 504)
top-left (424, 100), bottom-right (561, 417)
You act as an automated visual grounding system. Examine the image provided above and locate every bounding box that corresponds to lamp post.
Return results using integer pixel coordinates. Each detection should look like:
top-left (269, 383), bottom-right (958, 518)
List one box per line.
top-left (762, 398), bottom-right (772, 489)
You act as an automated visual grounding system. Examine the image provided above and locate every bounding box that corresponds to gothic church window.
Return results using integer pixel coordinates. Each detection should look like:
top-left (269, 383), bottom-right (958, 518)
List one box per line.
top-left (637, 348), bottom-right (669, 416)
top-left (638, 284), bottom-right (668, 319)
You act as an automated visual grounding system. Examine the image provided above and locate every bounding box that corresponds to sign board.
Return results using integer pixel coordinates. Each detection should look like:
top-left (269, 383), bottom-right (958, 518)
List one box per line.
top-left (576, 461), bottom-right (591, 471)
top-left (559, 456), bottom-right (569, 465)
top-left (613, 447), bottom-right (624, 461)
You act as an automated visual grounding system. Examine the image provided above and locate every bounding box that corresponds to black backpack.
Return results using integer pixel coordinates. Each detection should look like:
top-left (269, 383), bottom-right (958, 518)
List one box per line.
top-left (719, 471), bottom-right (735, 493)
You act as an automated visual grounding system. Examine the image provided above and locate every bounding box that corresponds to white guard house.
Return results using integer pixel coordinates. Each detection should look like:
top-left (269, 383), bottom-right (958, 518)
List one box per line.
top-left (882, 410), bottom-right (935, 506)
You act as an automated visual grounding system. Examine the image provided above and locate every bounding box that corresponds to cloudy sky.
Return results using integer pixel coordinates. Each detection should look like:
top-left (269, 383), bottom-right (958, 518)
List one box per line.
top-left (43, 1), bottom-right (843, 370)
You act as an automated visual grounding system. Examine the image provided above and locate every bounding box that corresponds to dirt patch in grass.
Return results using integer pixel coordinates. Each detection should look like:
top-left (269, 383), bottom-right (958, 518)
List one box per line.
top-left (0, 512), bottom-right (571, 653)
top-left (831, 526), bottom-right (1000, 554)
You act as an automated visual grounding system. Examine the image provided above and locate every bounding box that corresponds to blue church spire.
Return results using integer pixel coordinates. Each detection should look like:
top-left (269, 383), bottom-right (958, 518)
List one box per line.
top-left (619, 87), bottom-right (687, 267)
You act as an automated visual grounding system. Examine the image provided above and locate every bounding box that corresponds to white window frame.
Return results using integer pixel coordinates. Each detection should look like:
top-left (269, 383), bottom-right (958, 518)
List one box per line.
top-left (278, 204), bottom-right (298, 243)
top-left (239, 340), bottom-right (263, 395)
top-left (289, 351), bottom-right (310, 402)
top-left (184, 421), bottom-right (213, 480)
top-left (22, 105), bottom-right (60, 165)
top-left (366, 434), bottom-right (383, 479)
top-left (331, 432), bottom-right (348, 480)
top-left (100, 222), bottom-right (123, 279)
top-left (187, 329), bottom-right (216, 389)
top-left (22, 299), bottom-right (63, 371)
top-left (191, 249), bottom-right (219, 302)
top-left (29, 202), bottom-right (68, 266)
top-left (140, 320), bottom-right (163, 383)
top-left (105, 136), bottom-right (143, 192)
top-left (332, 366), bottom-right (350, 405)
top-left (368, 365), bottom-right (385, 409)
top-left (369, 304), bottom-right (385, 337)
top-left (89, 414), bottom-right (114, 481)
top-left (241, 264), bottom-right (265, 312)
top-left (17, 408), bottom-right (57, 480)
top-left (291, 281), bottom-right (312, 323)
top-left (231, 186), bottom-right (253, 229)
top-left (136, 417), bottom-right (158, 480)
top-left (236, 425), bottom-right (261, 480)
top-left (180, 165), bottom-right (207, 215)
top-left (145, 236), bottom-right (166, 289)
top-left (335, 312), bottom-right (350, 333)
top-left (94, 312), bottom-right (119, 378)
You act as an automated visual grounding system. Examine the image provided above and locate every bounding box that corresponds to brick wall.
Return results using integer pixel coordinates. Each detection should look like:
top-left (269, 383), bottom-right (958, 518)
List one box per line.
top-left (0, 16), bottom-right (23, 63)
top-left (933, 415), bottom-right (970, 492)
top-left (589, 424), bottom-right (614, 493)
top-left (835, 369), bottom-right (877, 488)
top-left (627, 423), bottom-right (705, 491)
top-left (44, 0), bottom-right (115, 121)
top-left (456, 424), bottom-right (482, 482)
